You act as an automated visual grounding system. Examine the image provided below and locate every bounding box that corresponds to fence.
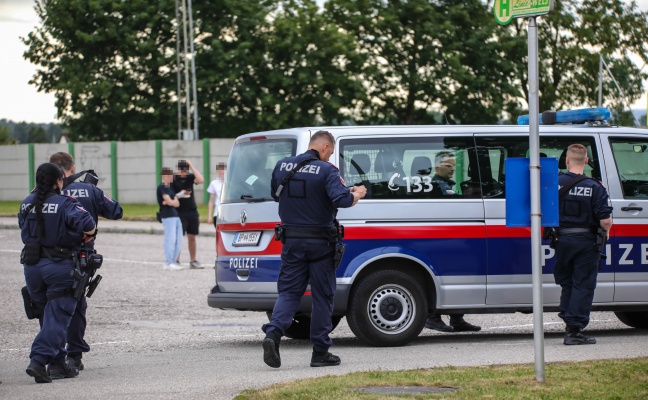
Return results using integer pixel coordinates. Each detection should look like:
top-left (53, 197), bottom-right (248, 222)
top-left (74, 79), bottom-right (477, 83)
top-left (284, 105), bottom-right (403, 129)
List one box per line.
top-left (0, 139), bottom-right (234, 204)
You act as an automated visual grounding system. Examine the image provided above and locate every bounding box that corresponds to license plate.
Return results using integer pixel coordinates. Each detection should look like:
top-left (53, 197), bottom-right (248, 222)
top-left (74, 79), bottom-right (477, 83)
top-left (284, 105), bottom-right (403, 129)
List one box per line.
top-left (233, 231), bottom-right (262, 247)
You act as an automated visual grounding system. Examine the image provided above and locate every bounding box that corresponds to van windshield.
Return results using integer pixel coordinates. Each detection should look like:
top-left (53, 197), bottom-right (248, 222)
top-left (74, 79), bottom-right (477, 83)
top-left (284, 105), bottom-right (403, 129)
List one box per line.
top-left (222, 138), bottom-right (297, 203)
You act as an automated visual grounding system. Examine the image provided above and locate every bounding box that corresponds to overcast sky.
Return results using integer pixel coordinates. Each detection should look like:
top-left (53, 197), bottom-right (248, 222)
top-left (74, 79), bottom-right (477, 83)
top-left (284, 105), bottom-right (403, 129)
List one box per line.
top-left (1, 0), bottom-right (646, 124)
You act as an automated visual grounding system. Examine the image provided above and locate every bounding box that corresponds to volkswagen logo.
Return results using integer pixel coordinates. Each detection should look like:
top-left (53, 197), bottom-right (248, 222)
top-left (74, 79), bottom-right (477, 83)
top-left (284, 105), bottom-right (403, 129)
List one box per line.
top-left (240, 210), bottom-right (247, 226)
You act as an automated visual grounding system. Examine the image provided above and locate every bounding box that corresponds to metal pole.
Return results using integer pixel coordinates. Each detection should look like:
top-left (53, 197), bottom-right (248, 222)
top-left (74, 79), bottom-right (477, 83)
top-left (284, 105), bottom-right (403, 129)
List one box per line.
top-left (601, 57), bottom-right (641, 127)
top-left (187, 0), bottom-right (199, 140)
top-left (181, 0), bottom-right (192, 135)
top-left (598, 55), bottom-right (603, 108)
top-left (174, 0), bottom-right (182, 140)
top-left (528, 16), bottom-right (545, 383)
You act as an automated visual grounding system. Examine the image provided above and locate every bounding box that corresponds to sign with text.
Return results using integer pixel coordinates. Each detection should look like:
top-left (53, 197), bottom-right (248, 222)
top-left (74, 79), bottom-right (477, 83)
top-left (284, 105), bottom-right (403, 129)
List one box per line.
top-left (494, 0), bottom-right (554, 25)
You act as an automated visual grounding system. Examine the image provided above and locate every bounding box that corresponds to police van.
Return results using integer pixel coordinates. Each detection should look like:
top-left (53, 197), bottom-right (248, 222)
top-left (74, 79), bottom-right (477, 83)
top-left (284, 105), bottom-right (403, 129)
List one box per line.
top-left (208, 108), bottom-right (648, 347)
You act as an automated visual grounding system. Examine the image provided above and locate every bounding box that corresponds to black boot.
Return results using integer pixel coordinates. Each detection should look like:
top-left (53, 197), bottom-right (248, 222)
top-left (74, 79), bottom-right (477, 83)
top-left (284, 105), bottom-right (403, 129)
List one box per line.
top-left (25, 360), bottom-right (51, 384)
top-left (310, 351), bottom-right (341, 367)
top-left (425, 314), bottom-right (454, 332)
top-left (564, 327), bottom-right (596, 345)
top-left (450, 317), bottom-right (481, 332)
top-left (263, 330), bottom-right (281, 368)
top-left (47, 362), bottom-right (79, 379)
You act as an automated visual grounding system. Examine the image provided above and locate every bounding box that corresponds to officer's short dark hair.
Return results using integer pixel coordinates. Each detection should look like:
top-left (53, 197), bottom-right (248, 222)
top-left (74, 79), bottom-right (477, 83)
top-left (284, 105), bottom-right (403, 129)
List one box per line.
top-left (435, 151), bottom-right (455, 166)
top-left (161, 167), bottom-right (173, 175)
top-left (310, 130), bottom-right (335, 147)
top-left (50, 152), bottom-right (75, 171)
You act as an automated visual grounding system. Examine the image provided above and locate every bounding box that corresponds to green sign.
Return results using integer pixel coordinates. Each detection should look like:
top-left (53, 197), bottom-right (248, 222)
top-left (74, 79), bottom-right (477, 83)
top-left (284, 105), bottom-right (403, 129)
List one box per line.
top-left (494, 0), bottom-right (554, 25)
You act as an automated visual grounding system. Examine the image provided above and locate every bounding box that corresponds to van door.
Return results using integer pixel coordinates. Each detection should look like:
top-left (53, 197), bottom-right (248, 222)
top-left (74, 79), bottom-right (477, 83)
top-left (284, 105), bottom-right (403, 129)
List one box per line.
top-left (476, 134), bottom-right (614, 306)
top-left (602, 134), bottom-right (648, 302)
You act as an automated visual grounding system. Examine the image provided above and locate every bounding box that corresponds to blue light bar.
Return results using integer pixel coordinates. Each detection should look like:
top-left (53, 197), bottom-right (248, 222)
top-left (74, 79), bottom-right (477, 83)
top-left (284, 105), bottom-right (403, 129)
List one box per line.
top-left (517, 108), bottom-right (611, 125)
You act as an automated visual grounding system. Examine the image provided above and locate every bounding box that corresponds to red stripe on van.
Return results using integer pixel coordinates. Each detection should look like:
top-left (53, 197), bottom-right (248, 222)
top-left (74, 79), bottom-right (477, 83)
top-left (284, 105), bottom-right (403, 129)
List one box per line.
top-left (344, 225), bottom-right (487, 239)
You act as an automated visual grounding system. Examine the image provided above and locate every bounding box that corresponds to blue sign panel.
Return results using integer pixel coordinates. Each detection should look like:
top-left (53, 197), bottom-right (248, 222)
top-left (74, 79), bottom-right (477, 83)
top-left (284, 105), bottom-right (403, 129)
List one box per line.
top-left (505, 158), bottom-right (559, 227)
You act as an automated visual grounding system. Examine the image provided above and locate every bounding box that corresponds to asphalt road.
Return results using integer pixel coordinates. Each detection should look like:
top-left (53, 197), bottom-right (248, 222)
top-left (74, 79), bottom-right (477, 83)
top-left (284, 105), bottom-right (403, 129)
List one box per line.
top-left (1, 225), bottom-right (647, 399)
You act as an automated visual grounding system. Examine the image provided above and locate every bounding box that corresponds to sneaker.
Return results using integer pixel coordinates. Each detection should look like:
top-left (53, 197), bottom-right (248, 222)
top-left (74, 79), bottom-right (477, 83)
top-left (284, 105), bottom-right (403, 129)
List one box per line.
top-left (425, 315), bottom-right (454, 332)
top-left (263, 335), bottom-right (281, 368)
top-left (450, 318), bottom-right (482, 332)
top-left (310, 351), bottom-right (341, 367)
top-left (47, 362), bottom-right (79, 379)
top-left (67, 357), bottom-right (84, 371)
top-left (26, 360), bottom-right (51, 383)
top-left (189, 260), bottom-right (203, 269)
top-left (163, 263), bottom-right (183, 270)
top-left (564, 332), bottom-right (596, 345)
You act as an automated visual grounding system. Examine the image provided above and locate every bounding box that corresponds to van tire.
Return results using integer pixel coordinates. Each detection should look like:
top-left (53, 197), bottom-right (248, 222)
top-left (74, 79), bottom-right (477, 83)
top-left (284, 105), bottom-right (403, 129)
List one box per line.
top-left (614, 311), bottom-right (648, 329)
top-left (347, 269), bottom-right (427, 347)
top-left (265, 312), bottom-right (342, 340)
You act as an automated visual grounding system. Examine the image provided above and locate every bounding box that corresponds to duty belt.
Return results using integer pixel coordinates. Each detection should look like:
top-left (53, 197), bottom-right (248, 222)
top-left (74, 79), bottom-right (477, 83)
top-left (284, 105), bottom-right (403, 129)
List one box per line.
top-left (41, 246), bottom-right (75, 260)
top-left (283, 226), bottom-right (335, 241)
top-left (557, 228), bottom-right (593, 235)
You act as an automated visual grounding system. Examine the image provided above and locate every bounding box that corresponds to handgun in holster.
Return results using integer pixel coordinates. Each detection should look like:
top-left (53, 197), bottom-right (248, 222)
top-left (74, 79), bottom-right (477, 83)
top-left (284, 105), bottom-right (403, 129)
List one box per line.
top-left (274, 224), bottom-right (285, 243)
top-left (595, 227), bottom-right (608, 260)
top-left (21, 286), bottom-right (42, 320)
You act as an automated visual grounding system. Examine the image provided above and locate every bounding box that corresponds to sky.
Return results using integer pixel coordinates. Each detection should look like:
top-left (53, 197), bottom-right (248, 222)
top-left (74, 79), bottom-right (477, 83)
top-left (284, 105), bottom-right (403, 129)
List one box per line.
top-left (1, 0), bottom-right (647, 124)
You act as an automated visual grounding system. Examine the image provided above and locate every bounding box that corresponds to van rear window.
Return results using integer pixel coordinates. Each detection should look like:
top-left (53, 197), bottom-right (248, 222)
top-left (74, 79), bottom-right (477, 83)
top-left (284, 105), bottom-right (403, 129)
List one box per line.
top-left (222, 138), bottom-right (296, 203)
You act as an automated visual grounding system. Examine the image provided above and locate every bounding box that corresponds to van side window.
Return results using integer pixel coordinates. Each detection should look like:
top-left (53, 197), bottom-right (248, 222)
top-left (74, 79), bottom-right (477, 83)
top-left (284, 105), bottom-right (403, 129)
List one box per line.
top-left (339, 136), bottom-right (475, 199)
top-left (609, 138), bottom-right (648, 198)
top-left (475, 136), bottom-right (600, 198)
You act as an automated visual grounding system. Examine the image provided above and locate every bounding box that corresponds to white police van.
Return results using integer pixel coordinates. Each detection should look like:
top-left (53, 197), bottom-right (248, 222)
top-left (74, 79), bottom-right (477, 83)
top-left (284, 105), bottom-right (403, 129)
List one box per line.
top-left (208, 108), bottom-right (648, 346)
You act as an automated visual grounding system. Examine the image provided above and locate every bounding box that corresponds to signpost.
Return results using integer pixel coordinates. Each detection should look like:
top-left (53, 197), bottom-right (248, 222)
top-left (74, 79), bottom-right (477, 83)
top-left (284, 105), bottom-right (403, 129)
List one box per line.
top-left (494, 0), bottom-right (554, 25)
top-left (493, 0), bottom-right (555, 383)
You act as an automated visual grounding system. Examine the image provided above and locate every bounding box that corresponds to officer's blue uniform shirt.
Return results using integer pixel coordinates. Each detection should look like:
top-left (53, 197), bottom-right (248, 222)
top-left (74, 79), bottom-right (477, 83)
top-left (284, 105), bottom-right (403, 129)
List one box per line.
top-left (558, 172), bottom-right (613, 229)
top-left (62, 181), bottom-right (123, 224)
top-left (19, 191), bottom-right (96, 249)
top-left (271, 149), bottom-right (354, 227)
top-left (432, 175), bottom-right (456, 196)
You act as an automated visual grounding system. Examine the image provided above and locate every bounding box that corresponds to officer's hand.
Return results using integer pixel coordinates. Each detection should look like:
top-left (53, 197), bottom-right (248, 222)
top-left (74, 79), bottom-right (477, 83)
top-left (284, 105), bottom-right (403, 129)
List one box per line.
top-left (353, 185), bottom-right (368, 199)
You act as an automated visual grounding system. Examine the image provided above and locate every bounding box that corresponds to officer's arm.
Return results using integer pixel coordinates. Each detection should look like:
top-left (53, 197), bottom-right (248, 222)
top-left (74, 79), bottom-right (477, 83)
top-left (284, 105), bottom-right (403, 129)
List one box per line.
top-left (63, 198), bottom-right (96, 237)
top-left (599, 217), bottom-right (613, 237)
top-left (349, 185), bottom-right (367, 206)
top-left (326, 169), bottom-right (356, 208)
top-left (95, 186), bottom-right (123, 220)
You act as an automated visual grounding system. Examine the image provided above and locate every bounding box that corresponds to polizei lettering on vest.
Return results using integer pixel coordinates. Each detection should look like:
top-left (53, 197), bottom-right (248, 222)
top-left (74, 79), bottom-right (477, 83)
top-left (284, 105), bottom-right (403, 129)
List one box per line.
top-left (279, 162), bottom-right (321, 175)
top-left (64, 188), bottom-right (90, 198)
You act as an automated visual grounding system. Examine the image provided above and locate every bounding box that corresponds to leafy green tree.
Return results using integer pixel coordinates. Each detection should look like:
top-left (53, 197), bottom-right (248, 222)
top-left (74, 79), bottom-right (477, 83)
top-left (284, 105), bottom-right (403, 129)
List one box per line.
top-left (324, 0), bottom-right (518, 125)
top-left (27, 126), bottom-right (49, 143)
top-left (503, 0), bottom-right (648, 117)
top-left (0, 125), bottom-right (17, 145)
top-left (23, 0), bottom-right (179, 141)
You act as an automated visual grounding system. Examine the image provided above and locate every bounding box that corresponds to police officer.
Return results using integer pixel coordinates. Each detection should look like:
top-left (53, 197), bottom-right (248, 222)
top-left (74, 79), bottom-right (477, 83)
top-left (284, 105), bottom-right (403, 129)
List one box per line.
top-left (426, 151), bottom-right (481, 333)
top-left (20, 163), bottom-right (96, 383)
top-left (555, 144), bottom-right (613, 345)
top-left (49, 152), bottom-right (123, 371)
top-left (262, 130), bottom-right (366, 368)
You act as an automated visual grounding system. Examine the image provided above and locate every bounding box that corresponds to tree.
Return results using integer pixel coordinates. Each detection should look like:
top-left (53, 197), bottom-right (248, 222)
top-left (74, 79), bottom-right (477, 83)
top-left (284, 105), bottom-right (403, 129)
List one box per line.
top-left (0, 125), bottom-right (17, 145)
top-left (27, 126), bottom-right (49, 143)
top-left (23, 0), bottom-right (179, 141)
top-left (503, 0), bottom-right (648, 117)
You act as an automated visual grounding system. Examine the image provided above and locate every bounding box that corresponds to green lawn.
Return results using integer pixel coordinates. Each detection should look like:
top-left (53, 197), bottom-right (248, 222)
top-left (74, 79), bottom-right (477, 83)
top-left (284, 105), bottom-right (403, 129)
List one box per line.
top-left (0, 201), bottom-right (209, 221)
top-left (236, 357), bottom-right (648, 399)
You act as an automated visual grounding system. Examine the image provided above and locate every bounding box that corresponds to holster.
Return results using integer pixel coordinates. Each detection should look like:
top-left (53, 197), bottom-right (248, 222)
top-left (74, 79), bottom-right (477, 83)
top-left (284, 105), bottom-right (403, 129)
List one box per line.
top-left (333, 243), bottom-right (346, 269)
top-left (274, 224), bottom-right (285, 243)
top-left (20, 243), bottom-right (41, 265)
top-left (21, 286), bottom-right (42, 320)
top-left (596, 227), bottom-right (608, 260)
top-left (542, 227), bottom-right (558, 249)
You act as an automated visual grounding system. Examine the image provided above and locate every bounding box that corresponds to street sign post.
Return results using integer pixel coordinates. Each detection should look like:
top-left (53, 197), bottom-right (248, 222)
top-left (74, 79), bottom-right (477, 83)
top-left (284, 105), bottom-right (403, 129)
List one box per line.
top-left (494, 0), bottom-right (554, 25)
top-left (493, 0), bottom-right (556, 384)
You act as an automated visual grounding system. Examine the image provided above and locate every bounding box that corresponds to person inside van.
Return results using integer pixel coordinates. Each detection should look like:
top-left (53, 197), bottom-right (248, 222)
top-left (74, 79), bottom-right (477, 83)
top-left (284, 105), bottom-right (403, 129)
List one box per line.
top-left (426, 151), bottom-right (481, 332)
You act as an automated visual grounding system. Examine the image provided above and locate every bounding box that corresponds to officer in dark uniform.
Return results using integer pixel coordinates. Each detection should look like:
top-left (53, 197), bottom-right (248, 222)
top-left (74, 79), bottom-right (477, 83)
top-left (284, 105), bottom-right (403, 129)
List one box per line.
top-left (50, 152), bottom-right (123, 371)
top-left (19, 163), bottom-right (96, 383)
top-left (555, 144), bottom-right (613, 345)
top-left (427, 151), bottom-right (481, 333)
top-left (262, 130), bottom-right (367, 368)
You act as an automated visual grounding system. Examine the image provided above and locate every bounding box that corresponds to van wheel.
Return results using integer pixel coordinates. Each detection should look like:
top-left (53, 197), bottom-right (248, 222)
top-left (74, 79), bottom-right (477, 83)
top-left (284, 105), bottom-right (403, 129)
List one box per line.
top-left (347, 270), bottom-right (427, 347)
top-left (265, 312), bottom-right (342, 340)
top-left (614, 311), bottom-right (648, 329)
